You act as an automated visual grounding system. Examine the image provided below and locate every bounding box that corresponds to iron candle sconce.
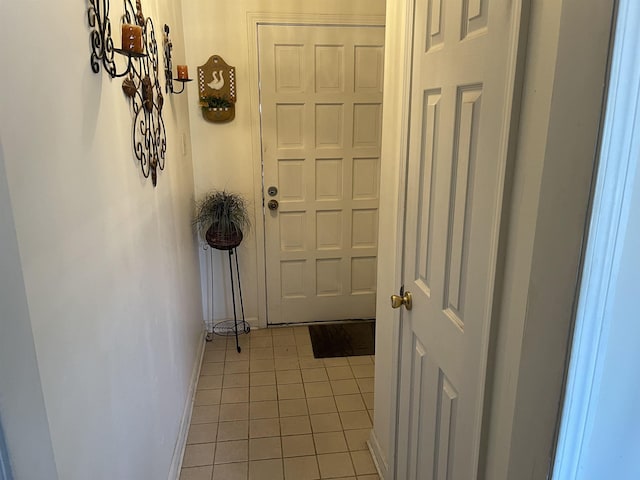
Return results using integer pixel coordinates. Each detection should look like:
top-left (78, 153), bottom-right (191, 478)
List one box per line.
top-left (88, 0), bottom-right (148, 78)
top-left (88, 0), bottom-right (167, 187)
top-left (163, 24), bottom-right (192, 95)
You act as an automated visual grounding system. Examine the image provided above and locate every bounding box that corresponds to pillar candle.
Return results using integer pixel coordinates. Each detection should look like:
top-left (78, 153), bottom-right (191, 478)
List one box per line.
top-left (122, 24), bottom-right (143, 54)
top-left (177, 65), bottom-right (189, 80)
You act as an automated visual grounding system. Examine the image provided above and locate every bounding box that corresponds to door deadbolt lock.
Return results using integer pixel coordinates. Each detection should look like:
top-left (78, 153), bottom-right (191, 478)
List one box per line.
top-left (267, 186), bottom-right (278, 197)
top-left (267, 199), bottom-right (279, 211)
top-left (391, 291), bottom-right (412, 310)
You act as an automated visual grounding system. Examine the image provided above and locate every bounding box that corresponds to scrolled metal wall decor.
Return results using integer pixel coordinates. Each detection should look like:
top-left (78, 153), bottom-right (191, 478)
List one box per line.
top-left (87, 0), bottom-right (167, 187)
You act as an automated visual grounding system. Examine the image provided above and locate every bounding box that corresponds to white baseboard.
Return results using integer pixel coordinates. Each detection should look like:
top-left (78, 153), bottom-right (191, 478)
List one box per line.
top-left (168, 328), bottom-right (206, 480)
top-left (368, 429), bottom-right (390, 480)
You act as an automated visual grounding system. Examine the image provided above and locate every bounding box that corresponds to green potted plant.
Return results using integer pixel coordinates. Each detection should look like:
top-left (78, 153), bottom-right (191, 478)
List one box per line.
top-left (194, 190), bottom-right (251, 250)
top-left (199, 95), bottom-right (235, 123)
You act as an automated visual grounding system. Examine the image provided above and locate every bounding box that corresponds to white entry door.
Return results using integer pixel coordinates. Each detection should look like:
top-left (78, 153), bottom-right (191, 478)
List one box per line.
top-left (395, 0), bottom-right (524, 478)
top-left (258, 25), bottom-right (385, 324)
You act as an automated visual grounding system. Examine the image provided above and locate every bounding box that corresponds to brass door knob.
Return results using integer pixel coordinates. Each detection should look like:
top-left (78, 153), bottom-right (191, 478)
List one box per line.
top-left (390, 291), bottom-right (412, 310)
top-left (268, 199), bottom-right (279, 211)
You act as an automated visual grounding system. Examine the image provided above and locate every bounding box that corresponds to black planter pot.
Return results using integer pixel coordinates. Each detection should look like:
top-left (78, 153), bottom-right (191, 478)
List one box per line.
top-left (206, 226), bottom-right (243, 250)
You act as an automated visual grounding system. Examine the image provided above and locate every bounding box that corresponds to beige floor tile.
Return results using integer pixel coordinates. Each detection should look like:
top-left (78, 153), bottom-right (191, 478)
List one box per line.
top-left (335, 394), bottom-right (366, 412)
top-left (212, 461), bottom-right (248, 480)
top-left (221, 387), bottom-right (250, 404)
top-left (187, 423), bottom-right (218, 445)
top-left (198, 375), bottom-right (223, 390)
top-left (194, 389), bottom-right (221, 406)
top-left (191, 405), bottom-right (220, 424)
top-left (347, 356), bottom-right (372, 366)
top-left (350, 451), bottom-right (377, 475)
top-left (272, 327), bottom-right (295, 336)
top-left (249, 436), bottom-right (282, 460)
top-left (251, 347), bottom-right (275, 360)
top-left (306, 397), bottom-right (337, 415)
top-left (278, 383), bottom-right (305, 400)
top-left (274, 346), bottom-right (299, 358)
top-left (214, 440), bottom-right (248, 464)
top-left (301, 368), bottom-right (329, 383)
top-left (283, 455), bottom-right (320, 480)
top-left (250, 358), bottom-right (275, 372)
top-left (274, 358), bottom-right (301, 370)
top-left (280, 415), bottom-right (312, 436)
top-left (251, 336), bottom-right (274, 348)
top-left (339, 411), bottom-right (372, 430)
top-left (294, 334), bottom-right (311, 345)
top-left (251, 385), bottom-right (278, 402)
top-left (317, 452), bottom-right (355, 478)
top-left (313, 431), bottom-right (348, 454)
top-left (219, 403), bottom-right (249, 422)
top-left (201, 362), bottom-right (225, 376)
top-left (282, 434), bottom-right (316, 458)
top-left (250, 328), bottom-right (272, 337)
top-left (330, 379), bottom-right (360, 395)
top-left (276, 369), bottom-right (303, 385)
top-left (350, 364), bottom-right (375, 379)
top-left (217, 420), bottom-right (249, 441)
top-left (204, 351), bottom-right (226, 363)
top-left (327, 366), bottom-right (354, 381)
top-left (304, 381), bottom-right (333, 398)
top-left (273, 335), bottom-right (296, 346)
top-left (356, 378), bottom-right (374, 394)
top-left (183, 443), bottom-right (216, 467)
top-left (250, 400), bottom-right (279, 419)
top-left (249, 418), bottom-right (281, 438)
top-left (226, 349), bottom-right (249, 362)
top-left (191, 328), bottom-right (375, 480)
top-left (298, 357), bottom-right (325, 369)
top-left (180, 465), bottom-right (213, 480)
top-left (297, 344), bottom-right (315, 356)
top-left (223, 373), bottom-right (249, 388)
top-left (279, 398), bottom-right (308, 417)
top-left (225, 361), bottom-right (250, 374)
top-left (323, 358), bottom-right (349, 367)
top-left (368, 410), bottom-right (374, 423)
top-left (362, 393), bottom-right (374, 410)
top-left (310, 413), bottom-right (343, 433)
top-left (250, 371), bottom-right (276, 386)
top-left (344, 429), bottom-right (370, 451)
top-left (249, 458), bottom-right (284, 480)
top-left (206, 337), bottom-right (227, 348)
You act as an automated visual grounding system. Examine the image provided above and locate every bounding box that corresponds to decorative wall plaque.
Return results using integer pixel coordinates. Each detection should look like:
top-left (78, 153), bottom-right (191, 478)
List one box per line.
top-left (197, 55), bottom-right (236, 123)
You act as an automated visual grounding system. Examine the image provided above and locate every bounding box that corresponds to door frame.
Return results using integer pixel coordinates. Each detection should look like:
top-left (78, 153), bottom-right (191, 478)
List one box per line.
top-left (373, 0), bottom-right (617, 478)
top-left (246, 13), bottom-right (386, 328)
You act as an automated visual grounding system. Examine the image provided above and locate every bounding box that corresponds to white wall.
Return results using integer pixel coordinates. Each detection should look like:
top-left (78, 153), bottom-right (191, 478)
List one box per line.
top-left (0, 142), bottom-right (58, 480)
top-left (0, 1), bottom-right (203, 478)
top-left (181, 0), bottom-right (386, 327)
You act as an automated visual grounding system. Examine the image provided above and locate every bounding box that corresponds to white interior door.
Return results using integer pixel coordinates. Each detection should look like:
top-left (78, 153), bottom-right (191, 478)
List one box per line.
top-left (395, 0), bottom-right (523, 478)
top-left (258, 25), bottom-right (384, 324)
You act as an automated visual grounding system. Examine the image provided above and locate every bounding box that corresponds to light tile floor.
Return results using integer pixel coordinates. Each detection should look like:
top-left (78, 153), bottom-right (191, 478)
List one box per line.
top-left (180, 326), bottom-right (379, 480)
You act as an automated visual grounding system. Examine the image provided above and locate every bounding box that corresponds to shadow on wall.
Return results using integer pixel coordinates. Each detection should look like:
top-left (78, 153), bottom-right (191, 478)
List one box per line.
top-left (0, 420), bottom-right (13, 480)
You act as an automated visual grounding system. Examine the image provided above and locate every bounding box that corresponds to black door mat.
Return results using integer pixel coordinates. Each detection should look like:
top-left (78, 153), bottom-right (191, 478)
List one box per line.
top-left (308, 320), bottom-right (375, 358)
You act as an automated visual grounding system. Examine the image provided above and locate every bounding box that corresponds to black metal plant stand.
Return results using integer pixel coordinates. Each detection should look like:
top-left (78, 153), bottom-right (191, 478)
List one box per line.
top-left (212, 247), bottom-right (250, 352)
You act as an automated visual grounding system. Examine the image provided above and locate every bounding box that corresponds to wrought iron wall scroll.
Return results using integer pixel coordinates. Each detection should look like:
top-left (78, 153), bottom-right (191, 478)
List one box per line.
top-left (88, 0), bottom-right (167, 187)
